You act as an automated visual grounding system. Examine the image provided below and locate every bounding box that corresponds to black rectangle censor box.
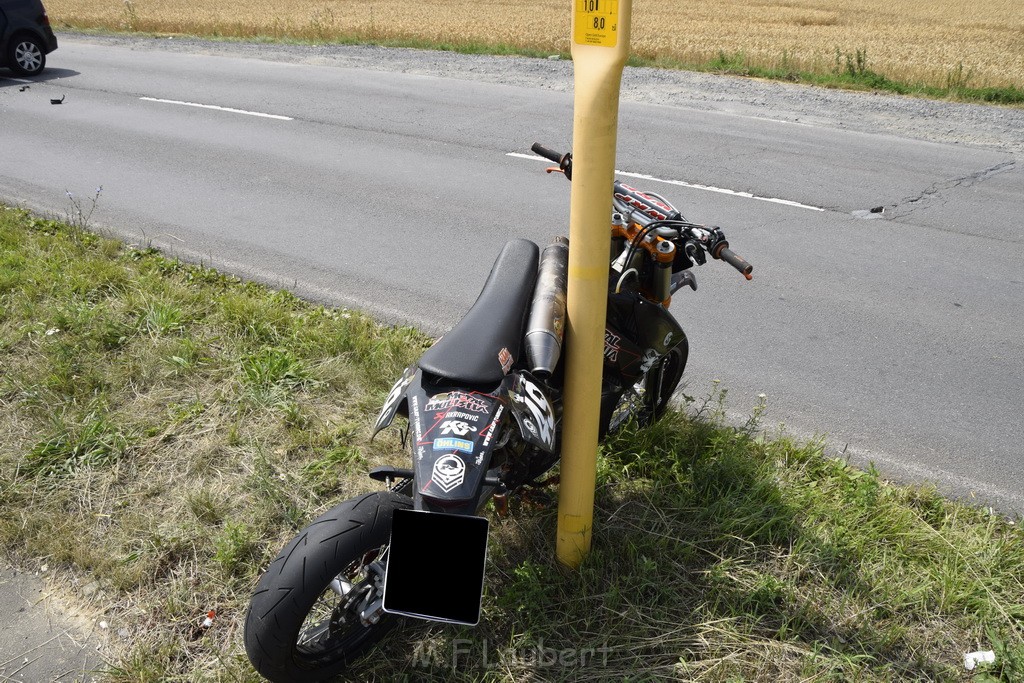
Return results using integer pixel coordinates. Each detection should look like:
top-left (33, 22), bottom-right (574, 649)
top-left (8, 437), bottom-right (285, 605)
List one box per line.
top-left (382, 508), bottom-right (489, 625)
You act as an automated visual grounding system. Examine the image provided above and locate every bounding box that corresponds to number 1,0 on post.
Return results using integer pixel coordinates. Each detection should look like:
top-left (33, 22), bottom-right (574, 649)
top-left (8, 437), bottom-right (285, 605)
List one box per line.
top-left (579, 0), bottom-right (616, 16)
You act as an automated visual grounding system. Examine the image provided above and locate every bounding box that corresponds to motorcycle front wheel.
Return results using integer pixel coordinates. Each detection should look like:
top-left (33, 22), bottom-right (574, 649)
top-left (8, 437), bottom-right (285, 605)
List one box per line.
top-left (244, 490), bottom-right (412, 682)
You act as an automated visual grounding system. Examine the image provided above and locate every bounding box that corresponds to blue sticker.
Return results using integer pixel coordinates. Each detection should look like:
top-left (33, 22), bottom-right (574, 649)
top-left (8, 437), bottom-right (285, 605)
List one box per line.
top-left (433, 437), bottom-right (474, 454)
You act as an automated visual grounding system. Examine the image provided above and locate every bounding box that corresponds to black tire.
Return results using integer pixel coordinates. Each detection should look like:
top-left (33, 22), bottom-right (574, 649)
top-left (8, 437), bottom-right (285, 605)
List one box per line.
top-left (244, 491), bottom-right (412, 683)
top-left (8, 34), bottom-right (46, 76)
top-left (601, 343), bottom-right (687, 436)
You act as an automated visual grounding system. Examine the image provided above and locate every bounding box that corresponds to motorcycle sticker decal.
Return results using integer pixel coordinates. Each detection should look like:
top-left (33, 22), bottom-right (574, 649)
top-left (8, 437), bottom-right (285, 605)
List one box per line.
top-left (374, 368), bottom-right (415, 432)
top-left (640, 348), bottom-right (661, 374)
top-left (498, 348), bottom-right (513, 375)
top-left (410, 395), bottom-right (425, 446)
top-left (433, 437), bottom-right (474, 454)
top-left (614, 184), bottom-right (672, 221)
top-left (481, 406), bottom-right (504, 450)
top-left (424, 392), bottom-right (492, 414)
top-left (604, 330), bottom-right (621, 363)
top-left (439, 420), bottom-right (477, 437)
top-left (510, 376), bottom-right (556, 452)
top-left (432, 454), bottom-right (466, 493)
top-left (439, 409), bottom-right (481, 424)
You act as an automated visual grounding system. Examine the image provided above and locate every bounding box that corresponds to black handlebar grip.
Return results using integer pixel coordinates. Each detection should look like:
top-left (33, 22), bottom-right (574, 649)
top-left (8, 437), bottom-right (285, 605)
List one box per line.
top-left (531, 143), bottom-right (564, 164)
top-left (716, 246), bottom-right (754, 279)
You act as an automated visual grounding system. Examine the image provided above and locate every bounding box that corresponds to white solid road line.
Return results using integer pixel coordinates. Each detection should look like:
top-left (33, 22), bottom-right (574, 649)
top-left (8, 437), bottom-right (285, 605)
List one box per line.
top-left (139, 97), bottom-right (293, 121)
top-left (507, 152), bottom-right (826, 212)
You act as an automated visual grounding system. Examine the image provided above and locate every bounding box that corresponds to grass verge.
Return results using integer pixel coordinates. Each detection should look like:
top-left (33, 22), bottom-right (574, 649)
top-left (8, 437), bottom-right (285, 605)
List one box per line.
top-left (1, 205), bottom-right (1022, 681)
top-left (650, 49), bottom-right (1024, 106)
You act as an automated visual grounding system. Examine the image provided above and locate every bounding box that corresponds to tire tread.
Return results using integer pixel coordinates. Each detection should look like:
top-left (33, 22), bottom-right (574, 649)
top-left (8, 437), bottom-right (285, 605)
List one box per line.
top-left (244, 491), bottom-right (411, 682)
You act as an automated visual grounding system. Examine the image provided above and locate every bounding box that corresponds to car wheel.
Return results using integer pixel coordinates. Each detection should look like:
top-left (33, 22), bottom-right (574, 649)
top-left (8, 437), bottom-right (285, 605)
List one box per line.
top-left (9, 35), bottom-right (46, 76)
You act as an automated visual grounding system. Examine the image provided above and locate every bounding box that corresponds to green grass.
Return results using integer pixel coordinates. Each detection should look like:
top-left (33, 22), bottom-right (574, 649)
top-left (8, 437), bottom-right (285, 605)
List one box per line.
top-left (681, 49), bottom-right (1024, 106)
top-left (1, 204), bottom-right (1022, 681)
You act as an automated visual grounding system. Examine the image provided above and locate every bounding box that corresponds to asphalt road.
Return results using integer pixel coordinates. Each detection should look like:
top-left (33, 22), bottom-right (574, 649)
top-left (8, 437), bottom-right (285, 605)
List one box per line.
top-left (1, 36), bottom-right (1022, 518)
top-left (0, 567), bottom-right (101, 681)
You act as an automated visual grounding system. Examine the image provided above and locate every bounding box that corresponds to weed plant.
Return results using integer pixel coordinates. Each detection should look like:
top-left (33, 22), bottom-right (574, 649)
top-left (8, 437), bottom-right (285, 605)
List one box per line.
top-left (1, 206), bottom-right (1022, 681)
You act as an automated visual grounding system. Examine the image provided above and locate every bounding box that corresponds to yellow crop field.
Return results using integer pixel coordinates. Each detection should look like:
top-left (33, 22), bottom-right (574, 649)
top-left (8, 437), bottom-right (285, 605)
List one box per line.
top-left (48, 0), bottom-right (1024, 89)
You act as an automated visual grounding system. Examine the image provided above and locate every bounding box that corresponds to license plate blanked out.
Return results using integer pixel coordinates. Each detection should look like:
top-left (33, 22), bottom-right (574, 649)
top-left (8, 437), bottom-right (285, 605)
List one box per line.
top-left (383, 509), bottom-right (489, 625)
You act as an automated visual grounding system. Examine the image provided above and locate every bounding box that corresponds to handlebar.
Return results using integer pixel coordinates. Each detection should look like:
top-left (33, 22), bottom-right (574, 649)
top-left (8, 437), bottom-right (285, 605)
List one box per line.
top-left (531, 141), bottom-right (753, 280)
top-left (712, 244), bottom-right (754, 280)
top-left (531, 142), bottom-right (572, 180)
top-left (530, 142), bottom-right (563, 164)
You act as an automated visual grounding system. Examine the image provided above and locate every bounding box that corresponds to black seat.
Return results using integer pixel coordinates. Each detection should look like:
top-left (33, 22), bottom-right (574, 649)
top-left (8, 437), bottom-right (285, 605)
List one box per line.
top-left (418, 239), bottom-right (539, 386)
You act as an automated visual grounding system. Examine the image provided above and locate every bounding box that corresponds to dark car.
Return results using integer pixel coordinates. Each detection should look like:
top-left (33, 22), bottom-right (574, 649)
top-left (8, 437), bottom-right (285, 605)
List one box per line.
top-left (0, 0), bottom-right (58, 76)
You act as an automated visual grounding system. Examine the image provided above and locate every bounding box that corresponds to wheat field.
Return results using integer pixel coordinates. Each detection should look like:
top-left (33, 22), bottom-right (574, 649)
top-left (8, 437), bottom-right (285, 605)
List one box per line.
top-left (48, 0), bottom-right (1024, 89)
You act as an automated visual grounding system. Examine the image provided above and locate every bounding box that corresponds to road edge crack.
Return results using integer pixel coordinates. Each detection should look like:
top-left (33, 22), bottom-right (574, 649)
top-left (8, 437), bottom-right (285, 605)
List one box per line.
top-left (892, 160), bottom-right (1016, 216)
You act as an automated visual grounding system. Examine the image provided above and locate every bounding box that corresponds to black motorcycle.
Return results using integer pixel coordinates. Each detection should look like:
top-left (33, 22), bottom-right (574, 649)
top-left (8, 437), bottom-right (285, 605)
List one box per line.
top-left (243, 143), bottom-right (753, 682)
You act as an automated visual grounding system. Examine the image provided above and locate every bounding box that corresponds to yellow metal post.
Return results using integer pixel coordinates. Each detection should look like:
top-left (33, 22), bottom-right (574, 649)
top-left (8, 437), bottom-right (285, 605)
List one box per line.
top-left (556, 0), bottom-right (632, 568)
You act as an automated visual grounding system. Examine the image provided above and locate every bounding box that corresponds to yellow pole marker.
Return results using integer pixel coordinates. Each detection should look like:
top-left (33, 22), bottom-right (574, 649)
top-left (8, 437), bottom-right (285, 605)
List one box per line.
top-left (557, 0), bottom-right (632, 568)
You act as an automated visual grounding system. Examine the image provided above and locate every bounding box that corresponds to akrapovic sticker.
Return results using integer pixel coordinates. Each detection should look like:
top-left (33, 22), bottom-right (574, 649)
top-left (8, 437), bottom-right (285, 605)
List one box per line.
top-left (441, 410), bottom-right (481, 423)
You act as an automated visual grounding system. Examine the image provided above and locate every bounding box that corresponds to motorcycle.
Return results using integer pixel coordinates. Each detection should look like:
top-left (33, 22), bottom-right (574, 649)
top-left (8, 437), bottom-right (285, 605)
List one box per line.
top-left (243, 142), bottom-right (754, 682)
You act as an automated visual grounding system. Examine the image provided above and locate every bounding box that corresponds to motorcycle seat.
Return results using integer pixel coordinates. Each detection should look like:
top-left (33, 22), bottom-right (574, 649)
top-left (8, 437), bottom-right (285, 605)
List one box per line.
top-left (418, 239), bottom-right (539, 386)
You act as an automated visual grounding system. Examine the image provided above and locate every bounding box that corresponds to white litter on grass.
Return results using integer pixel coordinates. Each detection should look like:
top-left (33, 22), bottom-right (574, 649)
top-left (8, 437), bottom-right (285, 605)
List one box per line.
top-left (964, 650), bottom-right (996, 671)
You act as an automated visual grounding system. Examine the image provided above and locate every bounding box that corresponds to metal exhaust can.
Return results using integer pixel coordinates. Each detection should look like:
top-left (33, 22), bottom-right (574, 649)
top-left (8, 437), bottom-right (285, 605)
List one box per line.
top-left (525, 237), bottom-right (569, 378)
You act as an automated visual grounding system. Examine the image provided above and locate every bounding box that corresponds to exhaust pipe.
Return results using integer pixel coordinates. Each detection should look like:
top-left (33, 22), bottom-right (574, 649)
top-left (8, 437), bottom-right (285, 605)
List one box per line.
top-left (525, 237), bottom-right (569, 378)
